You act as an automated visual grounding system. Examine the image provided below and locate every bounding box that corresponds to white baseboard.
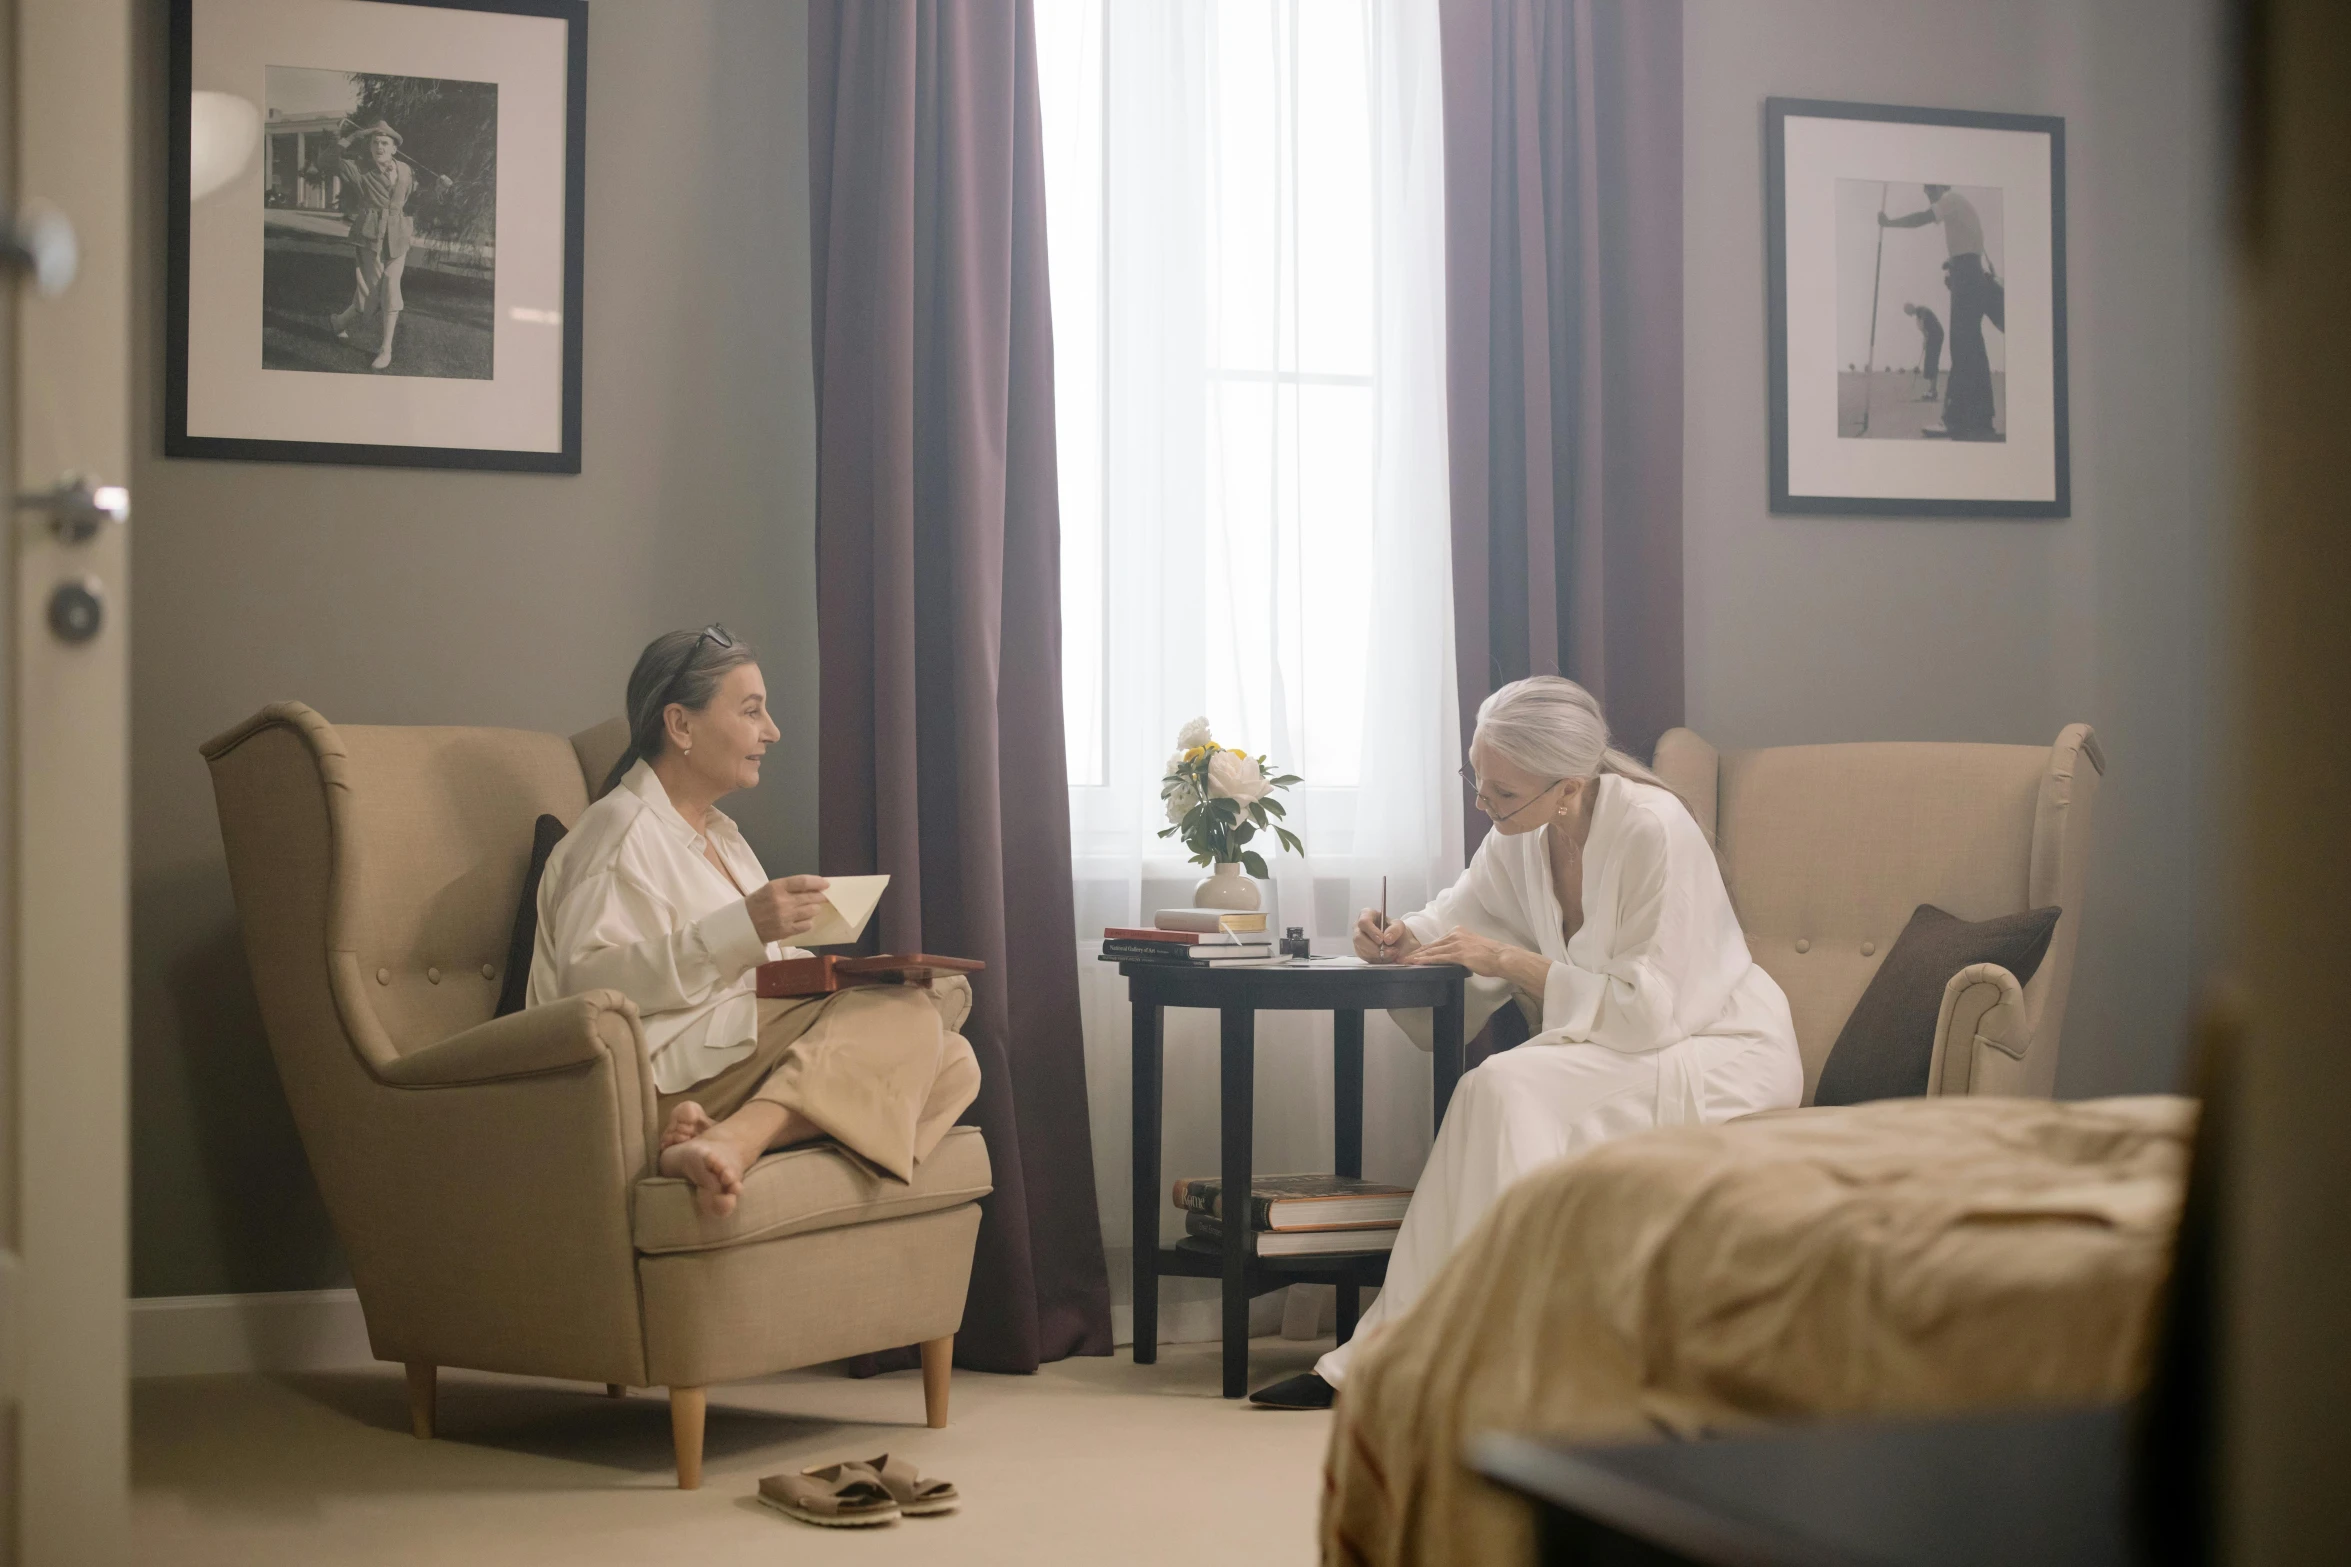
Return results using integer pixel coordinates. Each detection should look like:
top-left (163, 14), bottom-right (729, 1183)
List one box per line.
top-left (134, 1266), bottom-right (1376, 1376)
top-left (1102, 1247), bottom-right (1374, 1348)
top-left (130, 1288), bottom-right (376, 1379)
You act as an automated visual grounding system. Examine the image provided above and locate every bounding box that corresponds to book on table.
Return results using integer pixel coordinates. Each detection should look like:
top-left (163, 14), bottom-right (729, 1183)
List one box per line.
top-left (1103, 926), bottom-right (1269, 947)
top-left (1100, 934), bottom-right (1280, 965)
top-left (1171, 1173), bottom-right (1413, 1230)
top-left (1153, 908), bottom-right (1270, 934)
top-left (1183, 1213), bottom-right (1398, 1257)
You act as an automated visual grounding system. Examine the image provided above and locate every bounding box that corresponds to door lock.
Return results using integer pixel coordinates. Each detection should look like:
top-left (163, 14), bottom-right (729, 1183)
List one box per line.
top-left (15, 474), bottom-right (129, 543)
top-left (48, 577), bottom-right (103, 645)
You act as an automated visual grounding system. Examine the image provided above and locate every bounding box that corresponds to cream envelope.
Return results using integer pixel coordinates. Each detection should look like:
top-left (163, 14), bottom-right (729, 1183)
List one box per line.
top-left (798, 874), bottom-right (889, 947)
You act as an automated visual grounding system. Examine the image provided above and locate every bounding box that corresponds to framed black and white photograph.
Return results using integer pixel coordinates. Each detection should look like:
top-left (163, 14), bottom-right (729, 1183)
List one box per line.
top-left (168, 0), bottom-right (586, 472)
top-left (1767, 98), bottom-right (2068, 517)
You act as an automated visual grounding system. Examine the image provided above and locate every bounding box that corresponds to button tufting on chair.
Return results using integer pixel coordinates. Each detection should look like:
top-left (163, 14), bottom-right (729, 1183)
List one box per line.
top-left (1861, 940), bottom-right (1876, 956)
top-left (377, 967), bottom-right (390, 985)
top-left (1795, 938), bottom-right (1811, 954)
top-left (427, 967), bottom-right (441, 984)
top-left (482, 964), bottom-right (496, 980)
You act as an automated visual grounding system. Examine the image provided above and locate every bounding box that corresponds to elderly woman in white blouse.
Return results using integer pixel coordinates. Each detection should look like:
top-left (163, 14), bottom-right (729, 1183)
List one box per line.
top-left (1250, 676), bottom-right (1802, 1409)
top-left (528, 627), bottom-right (978, 1218)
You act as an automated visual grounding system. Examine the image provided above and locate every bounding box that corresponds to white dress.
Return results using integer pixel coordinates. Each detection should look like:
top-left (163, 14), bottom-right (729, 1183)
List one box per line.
top-left (1315, 773), bottom-right (1802, 1386)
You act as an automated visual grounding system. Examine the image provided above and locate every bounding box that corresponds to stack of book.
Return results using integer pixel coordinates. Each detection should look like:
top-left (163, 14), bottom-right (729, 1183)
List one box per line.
top-left (1100, 908), bottom-right (1282, 966)
top-left (1172, 1173), bottom-right (1412, 1257)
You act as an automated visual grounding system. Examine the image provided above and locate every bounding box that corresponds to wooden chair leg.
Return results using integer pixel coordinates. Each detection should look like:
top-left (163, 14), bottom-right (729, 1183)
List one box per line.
top-left (605, 1383), bottom-right (626, 1398)
top-left (670, 1387), bottom-right (707, 1490)
top-left (920, 1336), bottom-right (953, 1429)
top-left (405, 1362), bottom-right (436, 1440)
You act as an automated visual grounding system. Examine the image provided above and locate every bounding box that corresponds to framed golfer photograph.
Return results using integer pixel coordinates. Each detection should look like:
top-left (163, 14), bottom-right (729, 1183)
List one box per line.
top-left (167, 0), bottom-right (587, 472)
top-left (1767, 98), bottom-right (2068, 517)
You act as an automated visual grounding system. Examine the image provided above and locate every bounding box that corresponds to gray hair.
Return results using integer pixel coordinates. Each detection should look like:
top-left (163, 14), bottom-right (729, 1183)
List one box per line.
top-left (1472, 676), bottom-right (1672, 793)
top-left (602, 627), bottom-right (759, 795)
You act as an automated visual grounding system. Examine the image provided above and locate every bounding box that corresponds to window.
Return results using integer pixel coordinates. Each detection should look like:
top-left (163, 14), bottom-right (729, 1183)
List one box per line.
top-left (1038, 0), bottom-right (1453, 903)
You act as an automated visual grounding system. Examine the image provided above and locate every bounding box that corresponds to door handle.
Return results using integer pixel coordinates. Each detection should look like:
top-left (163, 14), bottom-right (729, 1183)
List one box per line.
top-left (15, 474), bottom-right (129, 544)
top-left (0, 202), bottom-right (77, 295)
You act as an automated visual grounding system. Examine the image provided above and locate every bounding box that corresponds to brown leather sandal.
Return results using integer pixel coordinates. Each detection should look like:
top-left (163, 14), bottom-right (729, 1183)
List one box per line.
top-left (861, 1453), bottom-right (959, 1516)
top-left (757, 1461), bottom-right (901, 1527)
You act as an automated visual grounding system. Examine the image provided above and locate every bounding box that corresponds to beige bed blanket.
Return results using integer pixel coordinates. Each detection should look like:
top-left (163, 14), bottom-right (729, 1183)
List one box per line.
top-left (1320, 1094), bottom-right (2193, 1567)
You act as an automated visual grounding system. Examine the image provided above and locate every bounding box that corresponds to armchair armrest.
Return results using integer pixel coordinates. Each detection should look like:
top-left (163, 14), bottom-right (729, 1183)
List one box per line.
top-left (1925, 962), bottom-right (2030, 1096)
top-left (328, 988), bottom-right (664, 1383)
top-left (378, 992), bottom-right (638, 1087)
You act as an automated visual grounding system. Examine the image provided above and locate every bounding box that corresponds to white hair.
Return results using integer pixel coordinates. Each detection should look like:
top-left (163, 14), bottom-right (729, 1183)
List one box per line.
top-left (1472, 676), bottom-right (1672, 793)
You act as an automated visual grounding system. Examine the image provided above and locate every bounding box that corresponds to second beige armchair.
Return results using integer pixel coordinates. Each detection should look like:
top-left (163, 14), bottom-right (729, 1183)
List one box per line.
top-left (203, 702), bottom-right (991, 1488)
top-left (1652, 724), bottom-right (2104, 1101)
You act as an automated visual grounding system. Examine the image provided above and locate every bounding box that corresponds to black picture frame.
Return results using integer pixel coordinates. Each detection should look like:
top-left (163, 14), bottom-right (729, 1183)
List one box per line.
top-left (1766, 97), bottom-right (2068, 518)
top-left (166, 0), bottom-right (587, 473)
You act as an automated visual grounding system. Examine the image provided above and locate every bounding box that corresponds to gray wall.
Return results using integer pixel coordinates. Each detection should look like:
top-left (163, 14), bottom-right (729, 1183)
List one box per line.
top-left (129, 0), bottom-right (817, 1296)
top-left (1683, 0), bottom-right (2230, 1098)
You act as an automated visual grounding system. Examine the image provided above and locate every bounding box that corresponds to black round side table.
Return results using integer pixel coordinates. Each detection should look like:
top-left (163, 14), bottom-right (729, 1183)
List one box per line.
top-left (1111, 959), bottom-right (1470, 1398)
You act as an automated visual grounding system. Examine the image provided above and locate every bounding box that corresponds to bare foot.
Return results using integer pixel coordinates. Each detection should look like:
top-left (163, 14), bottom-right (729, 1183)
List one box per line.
top-left (661, 1101), bottom-right (716, 1151)
top-left (660, 1135), bottom-right (746, 1218)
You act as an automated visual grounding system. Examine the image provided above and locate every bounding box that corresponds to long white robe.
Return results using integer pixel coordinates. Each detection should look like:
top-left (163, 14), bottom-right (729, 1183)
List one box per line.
top-left (1316, 773), bottom-right (1801, 1386)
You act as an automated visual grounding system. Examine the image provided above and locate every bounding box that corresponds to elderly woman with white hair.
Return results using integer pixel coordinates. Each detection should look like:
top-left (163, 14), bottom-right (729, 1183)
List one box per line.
top-left (1251, 676), bottom-right (1802, 1409)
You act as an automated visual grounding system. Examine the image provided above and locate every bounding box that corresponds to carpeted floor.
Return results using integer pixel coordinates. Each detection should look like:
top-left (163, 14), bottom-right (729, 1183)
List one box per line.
top-left (133, 1337), bottom-right (1336, 1566)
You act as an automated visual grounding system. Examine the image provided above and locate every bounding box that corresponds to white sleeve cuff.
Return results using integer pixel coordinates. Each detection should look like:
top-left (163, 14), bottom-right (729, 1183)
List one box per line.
top-left (696, 898), bottom-right (770, 981)
top-left (1541, 960), bottom-right (1607, 1037)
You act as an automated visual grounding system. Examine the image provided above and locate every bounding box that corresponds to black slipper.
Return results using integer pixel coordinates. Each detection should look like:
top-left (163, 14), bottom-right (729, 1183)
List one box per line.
top-left (1249, 1372), bottom-right (1335, 1410)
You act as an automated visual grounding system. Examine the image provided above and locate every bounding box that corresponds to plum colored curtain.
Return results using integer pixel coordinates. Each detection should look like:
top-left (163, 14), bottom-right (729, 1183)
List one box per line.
top-left (1440, 0), bottom-right (1684, 848)
top-left (808, 0), bottom-right (1112, 1371)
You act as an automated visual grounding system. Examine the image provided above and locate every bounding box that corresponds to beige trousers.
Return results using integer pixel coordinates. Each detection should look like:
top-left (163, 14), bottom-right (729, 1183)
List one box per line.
top-left (658, 975), bottom-right (979, 1183)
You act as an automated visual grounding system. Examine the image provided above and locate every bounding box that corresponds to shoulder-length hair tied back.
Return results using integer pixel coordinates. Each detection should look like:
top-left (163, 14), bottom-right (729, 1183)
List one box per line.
top-left (601, 627), bottom-right (758, 796)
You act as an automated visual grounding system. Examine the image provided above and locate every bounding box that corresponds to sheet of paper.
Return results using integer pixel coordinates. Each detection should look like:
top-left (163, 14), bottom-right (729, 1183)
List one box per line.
top-left (798, 874), bottom-right (890, 947)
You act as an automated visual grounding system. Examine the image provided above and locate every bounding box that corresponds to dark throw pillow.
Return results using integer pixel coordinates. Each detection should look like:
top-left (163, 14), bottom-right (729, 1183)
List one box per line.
top-left (495, 813), bottom-right (569, 1017)
top-left (1812, 903), bottom-right (2061, 1106)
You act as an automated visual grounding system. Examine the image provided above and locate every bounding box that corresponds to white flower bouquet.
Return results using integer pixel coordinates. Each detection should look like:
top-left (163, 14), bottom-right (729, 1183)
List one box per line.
top-left (1157, 716), bottom-right (1304, 875)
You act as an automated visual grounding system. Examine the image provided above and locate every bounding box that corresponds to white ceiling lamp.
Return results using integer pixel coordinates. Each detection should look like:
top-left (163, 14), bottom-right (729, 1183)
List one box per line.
top-left (189, 91), bottom-right (262, 203)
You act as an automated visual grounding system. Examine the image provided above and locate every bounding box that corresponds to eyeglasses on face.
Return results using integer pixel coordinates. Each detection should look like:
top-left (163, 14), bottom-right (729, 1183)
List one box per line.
top-left (1458, 764), bottom-right (1568, 824)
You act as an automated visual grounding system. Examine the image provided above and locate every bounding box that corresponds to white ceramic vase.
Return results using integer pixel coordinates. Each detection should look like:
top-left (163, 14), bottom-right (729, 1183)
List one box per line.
top-left (1191, 861), bottom-right (1262, 912)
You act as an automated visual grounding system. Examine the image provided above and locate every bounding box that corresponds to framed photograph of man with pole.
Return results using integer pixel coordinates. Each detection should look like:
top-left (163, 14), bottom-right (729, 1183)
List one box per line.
top-left (1767, 98), bottom-right (2069, 517)
top-left (167, 0), bottom-right (587, 472)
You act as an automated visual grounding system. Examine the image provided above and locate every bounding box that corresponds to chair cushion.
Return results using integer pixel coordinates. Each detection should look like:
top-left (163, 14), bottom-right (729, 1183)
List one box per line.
top-left (494, 814), bottom-right (567, 1017)
top-left (1813, 904), bottom-right (2060, 1106)
top-left (632, 1124), bottom-right (992, 1256)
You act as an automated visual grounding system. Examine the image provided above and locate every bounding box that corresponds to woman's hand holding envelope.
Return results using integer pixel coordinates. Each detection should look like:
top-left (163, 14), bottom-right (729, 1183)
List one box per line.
top-left (746, 875), bottom-right (832, 943)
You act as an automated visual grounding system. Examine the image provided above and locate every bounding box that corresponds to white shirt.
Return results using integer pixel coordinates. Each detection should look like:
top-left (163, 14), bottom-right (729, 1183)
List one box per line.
top-left (527, 759), bottom-right (806, 1092)
top-left (1404, 774), bottom-right (1794, 1118)
top-left (1931, 188), bottom-right (1985, 260)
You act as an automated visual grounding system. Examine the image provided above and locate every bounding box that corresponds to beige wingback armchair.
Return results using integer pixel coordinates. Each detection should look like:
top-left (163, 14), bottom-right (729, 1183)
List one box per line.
top-left (202, 702), bottom-right (992, 1488)
top-left (1651, 724), bottom-right (2104, 1103)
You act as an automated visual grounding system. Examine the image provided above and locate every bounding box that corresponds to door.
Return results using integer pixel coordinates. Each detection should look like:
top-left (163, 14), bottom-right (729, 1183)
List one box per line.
top-left (1, 0), bottom-right (133, 1562)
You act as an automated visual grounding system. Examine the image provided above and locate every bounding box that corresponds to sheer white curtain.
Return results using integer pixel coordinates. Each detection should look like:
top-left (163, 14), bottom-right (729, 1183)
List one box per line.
top-left (1039, 0), bottom-right (1457, 1343)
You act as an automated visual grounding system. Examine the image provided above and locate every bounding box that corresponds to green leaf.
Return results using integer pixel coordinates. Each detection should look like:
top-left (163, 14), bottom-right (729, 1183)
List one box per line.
top-left (1276, 826), bottom-right (1305, 855)
top-left (1241, 850), bottom-right (1270, 879)
top-left (1157, 825), bottom-right (1176, 839)
top-left (1248, 802), bottom-right (1268, 825)
top-left (1261, 797), bottom-right (1286, 818)
top-left (1191, 852), bottom-right (1212, 867)
top-left (1233, 823), bottom-right (1255, 845)
top-left (1270, 774), bottom-right (1303, 787)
